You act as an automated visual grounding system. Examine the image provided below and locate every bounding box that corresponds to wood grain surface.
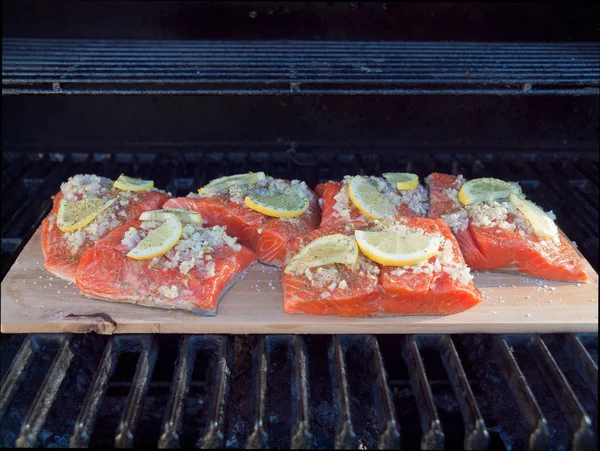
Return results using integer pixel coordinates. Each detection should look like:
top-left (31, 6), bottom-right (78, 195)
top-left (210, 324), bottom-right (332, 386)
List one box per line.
top-left (1, 230), bottom-right (598, 334)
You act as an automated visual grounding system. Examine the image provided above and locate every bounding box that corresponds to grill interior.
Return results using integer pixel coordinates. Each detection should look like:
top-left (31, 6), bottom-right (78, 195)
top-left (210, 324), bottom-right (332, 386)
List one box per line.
top-left (2, 3), bottom-right (599, 449)
top-left (0, 332), bottom-right (597, 449)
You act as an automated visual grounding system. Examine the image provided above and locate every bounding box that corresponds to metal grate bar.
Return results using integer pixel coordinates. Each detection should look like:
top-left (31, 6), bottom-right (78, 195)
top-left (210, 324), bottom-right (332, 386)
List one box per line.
top-left (366, 336), bottom-right (400, 450)
top-left (528, 336), bottom-right (595, 451)
top-left (69, 337), bottom-right (120, 448)
top-left (330, 336), bottom-right (358, 449)
top-left (0, 336), bottom-right (36, 423)
top-left (3, 39), bottom-right (598, 95)
top-left (246, 336), bottom-right (268, 449)
top-left (491, 336), bottom-right (549, 450)
top-left (158, 336), bottom-right (196, 449)
top-left (565, 334), bottom-right (598, 401)
top-left (15, 335), bottom-right (74, 448)
top-left (290, 336), bottom-right (313, 449)
top-left (115, 336), bottom-right (159, 448)
top-left (401, 336), bottom-right (444, 450)
top-left (439, 336), bottom-right (489, 450)
top-left (197, 336), bottom-right (231, 449)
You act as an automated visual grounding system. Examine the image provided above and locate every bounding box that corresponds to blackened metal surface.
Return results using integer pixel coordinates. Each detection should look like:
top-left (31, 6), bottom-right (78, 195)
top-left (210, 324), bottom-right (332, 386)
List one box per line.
top-left (1, 333), bottom-right (598, 449)
top-left (2, 148), bottom-right (597, 282)
top-left (3, 39), bottom-right (599, 95)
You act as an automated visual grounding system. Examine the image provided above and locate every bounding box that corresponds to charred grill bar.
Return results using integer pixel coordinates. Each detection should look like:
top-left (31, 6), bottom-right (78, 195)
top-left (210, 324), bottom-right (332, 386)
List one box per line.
top-left (0, 333), bottom-right (596, 449)
top-left (2, 2), bottom-right (599, 450)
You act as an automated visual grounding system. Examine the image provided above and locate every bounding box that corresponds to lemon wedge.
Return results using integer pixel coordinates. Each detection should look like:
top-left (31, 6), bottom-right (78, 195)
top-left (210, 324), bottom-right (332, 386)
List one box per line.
top-left (198, 172), bottom-right (266, 193)
top-left (458, 177), bottom-right (521, 205)
top-left (348, 176), bottom-right (396, 219)
top-left (126, 213), bottom-right (183, 260)
top-left (113, 174), bottom-right (154, 192)
top-left (139, 208), bottom-right (202, 223)
top-left (284, 234), bottom-right (359, 274)
top-left (244, 185), bottom-right (309, 218)
top-left (382, 172), bottom-right (419, 191)
top-left (355, 230), bottom-right (440, 266)
top-left (57, 198), bottom-right (115, 232)
top-left (509, 193), bottom-right (558, 239)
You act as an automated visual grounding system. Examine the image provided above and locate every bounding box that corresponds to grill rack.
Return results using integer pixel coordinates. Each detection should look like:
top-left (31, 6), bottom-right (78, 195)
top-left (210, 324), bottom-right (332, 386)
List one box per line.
top-left (3, 39), bottom-right (599, 95)
top-left (0, 333), bottom-right (597, 449)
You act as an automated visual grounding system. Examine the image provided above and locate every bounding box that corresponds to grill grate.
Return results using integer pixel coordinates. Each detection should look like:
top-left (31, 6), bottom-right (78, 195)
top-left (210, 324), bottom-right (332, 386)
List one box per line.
top-left (2, 39), bottom-right (599, 95)
top-left (0, 333), bottom-right (597, 449)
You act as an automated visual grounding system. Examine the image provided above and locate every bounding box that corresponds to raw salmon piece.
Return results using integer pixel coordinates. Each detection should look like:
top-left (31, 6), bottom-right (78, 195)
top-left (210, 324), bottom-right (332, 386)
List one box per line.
top-left (315, 176), bottom-right (429, 229)
top-left (41, 174), bottom-right (170, 282)
top-left (282, 217), bottom-right (483, 316)
top-left (76, 218), bottom-right (256, 315)
top-left (425, 173), bottom-right (589, 282)
top-left (283, 224), bottom-right (380, 316)
top-left (164, 178), bottom-right (320, 267)
top-left (377, 217), bottom-right (483, 315)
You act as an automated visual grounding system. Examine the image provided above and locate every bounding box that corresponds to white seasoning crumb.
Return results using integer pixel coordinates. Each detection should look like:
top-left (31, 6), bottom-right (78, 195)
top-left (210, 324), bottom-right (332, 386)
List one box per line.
top-left (491, 311), bottom-right (498, 315)
top-left (338, 280), bottom-right (348, 289)
top-left (550, 287), bottom-right (556, 291)
top-left (524, 296), bottom-right (531, 299)
top-left (14, 299), bottom-right (19, 303)
top-left (577, 283), bottom-right (581, 287)
top-left (525, 313), bottom-right (532, 317)
top-left (511, 285), bottom-right (516, 288)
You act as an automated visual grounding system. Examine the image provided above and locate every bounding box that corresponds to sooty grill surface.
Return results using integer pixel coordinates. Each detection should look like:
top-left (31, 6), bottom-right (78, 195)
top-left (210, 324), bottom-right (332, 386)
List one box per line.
top-left (0, 333), bottom-right (597, 449)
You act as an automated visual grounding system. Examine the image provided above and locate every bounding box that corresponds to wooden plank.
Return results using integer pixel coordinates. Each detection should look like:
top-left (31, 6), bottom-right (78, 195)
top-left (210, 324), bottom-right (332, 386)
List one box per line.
top-left (1, 230), bottom-right (598, 335)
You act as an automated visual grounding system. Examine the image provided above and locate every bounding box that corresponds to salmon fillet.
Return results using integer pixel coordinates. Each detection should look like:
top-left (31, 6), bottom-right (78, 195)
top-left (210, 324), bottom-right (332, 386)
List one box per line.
top-left (315, 176), bottom-right (429, 229)
top-left (283, 217), bottom-right (483, 316)
top-left (164, 178), bottom-right (320, 267)
top-left (425, 172), bottom-right (589, 282)
top-left (41, 174), bottom-right (170, 282)
top-left (76, 218), bottom-right (256, 315)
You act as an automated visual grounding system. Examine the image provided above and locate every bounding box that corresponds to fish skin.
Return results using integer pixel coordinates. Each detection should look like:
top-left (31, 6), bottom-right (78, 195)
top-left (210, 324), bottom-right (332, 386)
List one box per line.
top-left (164, 182), bottom-right (320, 267)
top-left (282, 217), bottom-right (483, 317)
top-left (41, 189), bottom-right (170, 282)
top-left (425, 172), bottom-right (589, 282)
top-left (76, 218), bottom-right (256, 314)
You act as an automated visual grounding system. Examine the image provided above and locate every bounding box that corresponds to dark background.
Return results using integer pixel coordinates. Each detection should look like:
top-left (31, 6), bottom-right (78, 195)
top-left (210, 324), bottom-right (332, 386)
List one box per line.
top-left (2, 2), bottom-right (599, 149)
top-left (3, 2), bottom-right (600, 41)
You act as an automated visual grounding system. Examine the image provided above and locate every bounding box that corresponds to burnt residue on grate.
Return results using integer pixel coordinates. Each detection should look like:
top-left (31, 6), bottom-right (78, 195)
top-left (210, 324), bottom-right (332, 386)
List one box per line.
top-left (1, 147), bottom-right (598, 282)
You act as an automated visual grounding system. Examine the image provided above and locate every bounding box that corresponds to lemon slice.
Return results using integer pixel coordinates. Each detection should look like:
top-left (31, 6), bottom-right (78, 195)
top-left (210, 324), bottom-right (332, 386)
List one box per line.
top-left (198, 172), bottom-right (266, 193)
top-left (458, 177), bottom-right (521, 206)
top-left (139, 208), bottom-right (202, 223)
top-left (126, 213), bottom-right (183, 260)
top-left (509, 193), bottom-right (558, 239)
top-left (113, 174), bottom-right (154, 192)
top-left (244, 185), bottom-right (309, 218)
top-left (355, 230), bottom-right (440, 266)
top-left (348, 176), bottom-right (396, 219)
top-left (383, 172), bottom-right (419, 190)
top-left (284, 234), bottom-right (359, 274)
top-left (57, 198), bottom-right (115, 232)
